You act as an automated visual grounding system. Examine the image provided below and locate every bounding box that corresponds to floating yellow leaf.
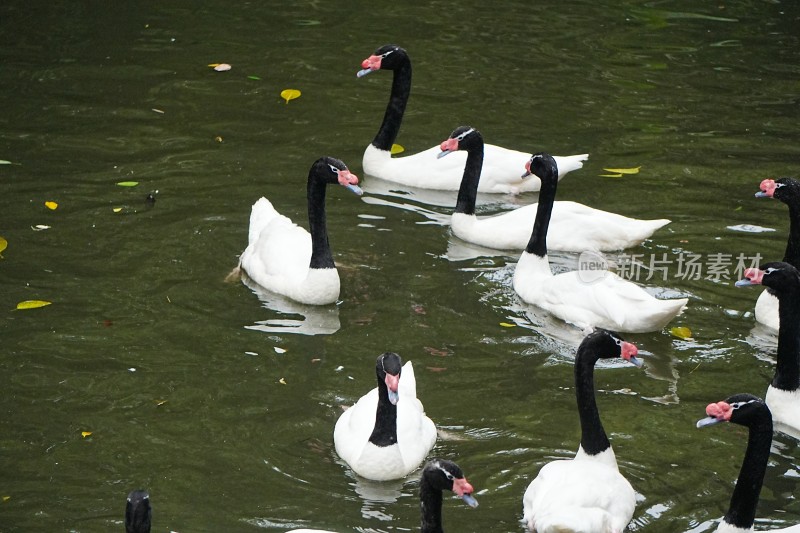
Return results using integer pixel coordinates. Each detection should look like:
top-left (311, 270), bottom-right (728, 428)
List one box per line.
top-left (116, 181), bottom-right (138, 187)
top-left (2, 496), bottom-right (9, 502)
top-left (279, 377), bottom-right (287, 385)
top-left (155, 400), bottom-right (168, 406)
top-left (16, 300), bottom-right (52, 310)
top-left (670, 326), bottom-right (693, 340)
top-left (600, 173), bottom-right (624, 178)
top-left (0, 236), bottom-right (7, 255)
top-left (44, 201), bottom-right (58, 210)
top-left (280, 89), bottom-right (301, 104)
top-left (390, 143), bottom-right (405, 155)
top-left (208, 63), bottom-right (220, 67)
top-left (81, 431), bottom-right (92, 438)
top-left (602, 166), bottom-right (641, 174)
top-left (112, 207), bottom-right (123, 213)
top-left (151, 108), bottom-right (165, 114)
top-left (499, 322), bottom-right (516, 328)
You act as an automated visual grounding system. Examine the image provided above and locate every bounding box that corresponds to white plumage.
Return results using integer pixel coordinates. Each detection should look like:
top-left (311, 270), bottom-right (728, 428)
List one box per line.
top-left (334, 359), bottom-right (436, 481)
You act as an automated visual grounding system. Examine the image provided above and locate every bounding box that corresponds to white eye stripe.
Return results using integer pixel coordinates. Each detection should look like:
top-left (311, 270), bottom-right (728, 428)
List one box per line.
top-left (776, 182), bottom-right (786, 188)
top-left (382, 49), bottom-right (396, 58)
top-left (455, 128), bottom-right (475, 141)
top-left (765, 267), bottom-right (779, 274)
top-left (730, 399), bottom-right (758, 410)
top-left (328, 164), bottom-right (340, 173)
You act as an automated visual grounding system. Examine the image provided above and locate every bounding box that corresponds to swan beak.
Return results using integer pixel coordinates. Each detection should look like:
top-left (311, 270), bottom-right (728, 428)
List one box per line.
top-left (461, 493), bottom-right (479, 508)
top-left (755, 191), bottom-right (769, 198)
top-left (522, 159), bottom-right (533, 179)
top-left (357, 68), bottom-right (374, 78)
top-left (387, 389), bottom-right (399, 405)
top-left (345, 184), bottom-right (364, 196)
top-left (438, 149), bottom-right (453, 159)
top-left (628, 355), bottom-right (644, 368)
top-left (734, 279), bottom-right (754, 287)
top-left (696, 416), bottom-right (723, 428)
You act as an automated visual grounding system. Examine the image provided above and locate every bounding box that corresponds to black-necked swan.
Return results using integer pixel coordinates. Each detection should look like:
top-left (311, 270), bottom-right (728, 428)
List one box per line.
top-left (736, 262), bottom-right (800, 437)
top-left (522, 329), bottom-right (641, 532)
top-left (125, 490), bottom-right (151, 533)
top-left (750, 178), bottom-right (800, 330)
top-left (333, 352), bottom-right (436, 481)
top-left (357, 44), bottom-right (588, 194)
top-left (438, 126), bottom-right (670, 252)
top-left (288, 459), bottom-right (477, 533)
top-left (234, 157), bottom-right (362, 306)
top-left (512, 152), bottom-right (688, 333)
top-left (697, 393), bottom-right (800, 532)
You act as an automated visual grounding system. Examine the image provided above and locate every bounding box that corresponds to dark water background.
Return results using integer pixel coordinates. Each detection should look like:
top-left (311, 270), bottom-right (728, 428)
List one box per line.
top-left (1, 1), bottom-right (800, 531)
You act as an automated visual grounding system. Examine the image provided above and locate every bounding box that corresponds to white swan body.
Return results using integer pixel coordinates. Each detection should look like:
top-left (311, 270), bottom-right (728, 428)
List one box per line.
top-left (334, 359), bottom-right (436, 481)
top-left (512, 153), bottom-right (687, 333)
top-left (522, 330), bottom-right (641, 533)
top-left (358, 45), bottom-right (588, 194)
top-left (452, 205), bottom-right (668, 252)
top-left (238, 157), bottom-right (361, 306)
top-left (364, 143), bottom-right (587, 194)
top-left (514, 253), bottom-right (688, 333)
top-left (754, 290), bottom-right (780, 330)
top-left (438, 127), bottom-right (669, 252)
top-left (523, 451), bottom-right (635, 533)
top-left (241, 198), bottom-right (340, 305)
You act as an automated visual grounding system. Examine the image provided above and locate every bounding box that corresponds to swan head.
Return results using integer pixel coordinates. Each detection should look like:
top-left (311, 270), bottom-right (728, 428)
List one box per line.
top-left (756, 176), bottom-right (800, 205)
top-left (314, 157), bottom-right (363, 196)
top-left (357, 44), bottom-right (406, 77)
top-left (438, 126), bottom-right (481, 159)
top-left (696, 393), bottom-right (769, 429)
top-left (736, 261), bottom-right (800, 293)
top-left (582, 328), bottom-right (642, 368)
top-left (376, 352), bottom-right (402, 405)
top-left (523, 152), bottom-right (559, 182)
top-left (125, 490), bottom-right (152, 533)
top-left (424, 459), bottom-right (479, 508)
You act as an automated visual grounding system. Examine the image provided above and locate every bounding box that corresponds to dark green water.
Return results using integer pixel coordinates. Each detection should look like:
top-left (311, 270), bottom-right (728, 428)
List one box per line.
top-left (1, 1), bottom-right (799, 531)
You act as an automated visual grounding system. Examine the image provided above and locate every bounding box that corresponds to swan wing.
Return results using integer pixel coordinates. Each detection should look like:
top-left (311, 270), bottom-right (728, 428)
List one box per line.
top-left (333, 387), bottom-right (378, 468)
top-left (754, 289), bottom-right (779, 330)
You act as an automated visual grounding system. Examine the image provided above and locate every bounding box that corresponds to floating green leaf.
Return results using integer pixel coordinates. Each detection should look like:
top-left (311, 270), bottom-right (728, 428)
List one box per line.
top-left (0, 160), bottom-right (12, 165)
top-left (390, 143), bottom-right (405, 155)
top-left (16, 300), bottom-right (52, 310)
top-left (248, 75), bottom-right (261, 80)
top-left (280, 89), bottom-right (301, 104)
top-left (600, 173), bottom-right (624, 178)
top-left (116, 181), bottom-right (139, 187)
top-left (670, 326), bottom-right (693, 340)
top-left (602, 166), bottom-right (641, 174)
top-left (499, 322), bottom-right (516, 328)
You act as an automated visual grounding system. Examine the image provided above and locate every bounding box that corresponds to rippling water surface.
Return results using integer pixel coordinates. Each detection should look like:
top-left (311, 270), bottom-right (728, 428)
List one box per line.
top-left (2, 1), bottom-right (800, 531)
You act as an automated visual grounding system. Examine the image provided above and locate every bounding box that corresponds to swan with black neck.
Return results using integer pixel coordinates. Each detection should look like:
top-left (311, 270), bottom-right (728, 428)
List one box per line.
top-left (357, 45), bottom-right (588, 194)
top-left (522, 329), bottom-right (642, 532)
top-left (512, 152), bottom-right (687, 333)
top-left (438, 126), bottom-right (670, 252)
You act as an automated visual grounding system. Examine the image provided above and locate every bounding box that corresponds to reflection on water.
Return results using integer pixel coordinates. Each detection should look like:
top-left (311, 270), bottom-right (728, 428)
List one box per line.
top-left (241, 274), bottom-right (341, 336)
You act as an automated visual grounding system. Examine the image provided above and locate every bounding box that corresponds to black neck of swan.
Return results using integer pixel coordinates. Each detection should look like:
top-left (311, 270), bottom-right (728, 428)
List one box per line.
top-left (524, 166), bottom-right (558, 258)
top-left (723, 407), bottom-right (772, 529)
top-left (372, 57), bottom-right (411, 151)
top-left (773, 285), bottom-right (800, 391)
top-left (368, 376), bottom-right (398, 447)
top-left (454, 137), bottom-right (484, 216)
top-left (574, 345), bottom-right (611, 455)
top-left (783, 200), bottom-right (800, 269)
top-left (307, 171), bottom-right (335, 270)
top-left (420, 475), bottom-right (445, 533)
